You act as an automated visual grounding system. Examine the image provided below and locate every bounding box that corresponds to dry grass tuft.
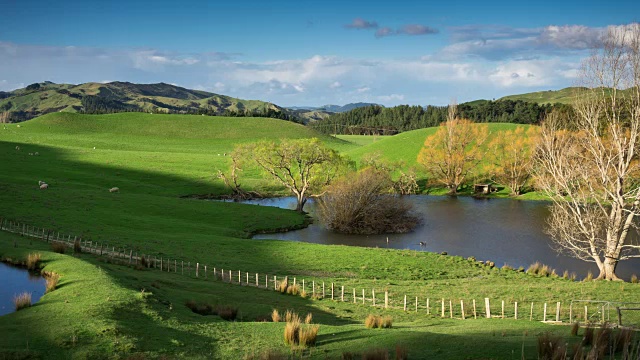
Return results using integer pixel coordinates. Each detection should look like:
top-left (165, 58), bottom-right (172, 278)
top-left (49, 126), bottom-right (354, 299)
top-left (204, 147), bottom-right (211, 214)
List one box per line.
top-left (26, 253), bottom-right (41, 271)
top-left (13, 292), bottom-right (32, 311)
top-left (271, 309), bottom-right (281, 323)
top-left (631, 274), bottom-right (638, 284)
top-left (365, 314), bottom-right (392, 329)
top-left (395, 345), bottom-right (408, 360)
top-left (361, 348), bottom-right (389, 360)
top-left (286, 284), bottom-right (300, 296)
top-left (298, 325), bottom-right (319, 347)
top-left (585, 271), bottom-right (593, 281)
top-left (570, 322), bottom-right (580, 336)
top-left (283, 319), bottom-right (301, 346)
top-left (304, 313), bottom-right (313, 324)
top-left (51, 243), bottom-right (66, 254)
top-left (216, 305), bottom-right (238, 321)
top-left (73, 239), bottom-right (82, 254)
top-left (45, 273), bottom-right (60, 293)
top-left (243, 349), bottom-right (288, 360)
top-left (582, 324), bottom-right (594, 347)
top-left (537, 332), bottom-right (566, 360)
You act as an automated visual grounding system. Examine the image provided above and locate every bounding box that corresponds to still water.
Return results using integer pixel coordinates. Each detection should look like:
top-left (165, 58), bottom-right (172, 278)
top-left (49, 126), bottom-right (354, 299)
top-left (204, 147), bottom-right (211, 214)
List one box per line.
top-left (248, 196), bottom-right (640, 280)
top-left (0, 262), bottom-right (46, 316)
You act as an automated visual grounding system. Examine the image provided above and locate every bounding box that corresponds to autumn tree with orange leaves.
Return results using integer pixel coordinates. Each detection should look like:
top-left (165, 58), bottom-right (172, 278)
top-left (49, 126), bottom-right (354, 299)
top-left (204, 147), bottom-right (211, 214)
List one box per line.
top-left (488, 126), bottom-right (539, 196)
top-left (418, 102), bottom-right (488, 195)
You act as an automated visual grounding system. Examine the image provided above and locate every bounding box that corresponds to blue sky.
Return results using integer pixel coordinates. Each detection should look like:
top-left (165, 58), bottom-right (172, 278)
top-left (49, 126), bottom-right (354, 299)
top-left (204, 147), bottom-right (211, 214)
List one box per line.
top-left (1, 0), bottom-right (639, 106)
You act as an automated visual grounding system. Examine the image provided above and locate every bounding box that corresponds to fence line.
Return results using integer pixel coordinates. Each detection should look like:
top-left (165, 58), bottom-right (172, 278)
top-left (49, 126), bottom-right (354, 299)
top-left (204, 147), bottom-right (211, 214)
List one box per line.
top-left (1, 217), bottom-right (637, 326)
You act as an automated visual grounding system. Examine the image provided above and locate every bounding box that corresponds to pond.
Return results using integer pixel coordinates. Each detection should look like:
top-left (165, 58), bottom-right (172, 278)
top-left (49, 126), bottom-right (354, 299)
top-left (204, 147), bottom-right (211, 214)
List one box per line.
top-left (247, 196), bottom-right (640, 280)
top-left (0, 262), bottom-right (46, 316)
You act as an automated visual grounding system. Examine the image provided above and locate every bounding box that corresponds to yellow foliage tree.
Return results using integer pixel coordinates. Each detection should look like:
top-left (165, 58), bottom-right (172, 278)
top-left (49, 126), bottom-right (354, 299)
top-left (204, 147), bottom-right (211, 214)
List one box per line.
top-left (418, 118), bottom-right (488, 195)
top-left (488, 126), bottom-right (540, 196)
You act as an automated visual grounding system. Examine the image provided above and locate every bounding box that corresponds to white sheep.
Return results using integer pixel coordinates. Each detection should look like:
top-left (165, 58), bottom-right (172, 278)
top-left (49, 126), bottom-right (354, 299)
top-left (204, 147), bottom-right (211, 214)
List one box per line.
top-left (38, 180), bottom-right (45, 186)
top-left (34, 152), bottom-right (39, 156)
top-left (28, 153), bottom-right (33, 156)
top-left (109, 187), bottom-right (119, 193)
top-left (15, 146), bottom-right (20, 151)
top-left (39, 183), bottom-right (48, 190)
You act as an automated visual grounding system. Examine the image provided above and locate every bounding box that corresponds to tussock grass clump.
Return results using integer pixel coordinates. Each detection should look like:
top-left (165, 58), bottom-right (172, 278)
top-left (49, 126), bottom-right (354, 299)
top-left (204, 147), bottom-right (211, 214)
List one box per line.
top-left (365, 314), bottom-right (392, 329)
top-left (537, 332), bottom-right (566, 360)
top-left (282, 311), bottom-right (318, 348)
top-left (51, 243), bottom-right (66, 254)
top-left (271, 309), bottom-right (281, 322)
top-left (300, 289), bottom-right (308, 299)
top-left (73, 239), bottom-right (82, 254)
top-left (614, 327), bottom-right (634, 353)
top-left (562, 270), bottom-right (569, 279)
top-left (298, 325), bottom-right (319, 347)
top-left (501, 263), bottom-right (514, 271)
top-left (570, 322), bottom-right (580, 336)
top-left (277, 277), bottom-right (289, 293)
top-left (13, 292), bottom-right (32, 311)
top-left (365, 314), bottom-right (381, 329)
top-left (526, 262), bottom-right (556, 277)
top-left (185, 300), bottom-right (214, 316)
top-left (216, 305), bottom-right (238, 321)
top-left (45, 273), bottom-right (60, 293)
top-left (286, 284), bottom-right (300, 296)
top-left (585, 271), bottom-right (593, 281)
top-left (395, 345), bottom-right (408, 360)
top-left (631, 274), bottom-right (638, 283)
top-left (26, 253), bottom-right (41, 270)
top-left (361, 348), bottom-right (389, 360)
top-left (283, 319), bottom-right (301, 346)
top-left (140, 256), bottom-right (148, 268)
top-left (582, 324), bottom-right (594, 347)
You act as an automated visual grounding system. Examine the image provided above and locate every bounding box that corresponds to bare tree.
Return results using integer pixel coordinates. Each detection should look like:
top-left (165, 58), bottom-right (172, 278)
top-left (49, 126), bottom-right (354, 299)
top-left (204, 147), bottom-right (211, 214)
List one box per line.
top-left (0, 112), bottom-right (9, 124)
top-left (534, 24), bottom-right (640, 280)
top-left (418, 100), bottom-right (489, 195)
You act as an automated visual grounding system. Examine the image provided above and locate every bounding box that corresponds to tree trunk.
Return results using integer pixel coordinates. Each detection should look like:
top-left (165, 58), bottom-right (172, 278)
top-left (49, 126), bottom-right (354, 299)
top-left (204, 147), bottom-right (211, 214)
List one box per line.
top-left (597, 257), bottom-right (622, 281)
top-left (295, 195), bottom-right (307, 213)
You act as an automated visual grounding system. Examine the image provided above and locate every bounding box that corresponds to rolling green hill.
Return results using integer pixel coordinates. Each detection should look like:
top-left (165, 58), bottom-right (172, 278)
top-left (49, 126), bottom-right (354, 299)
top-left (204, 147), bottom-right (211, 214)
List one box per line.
top-left (0, 81), bottom-right (295, 122)
top-left (1, 113), bottom-right (637, 359)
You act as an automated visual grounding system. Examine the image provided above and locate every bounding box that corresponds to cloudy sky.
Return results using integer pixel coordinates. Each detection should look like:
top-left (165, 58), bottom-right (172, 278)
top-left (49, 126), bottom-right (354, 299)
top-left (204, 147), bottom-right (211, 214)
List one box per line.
top-left (1, 0), bottom-right (638, 106)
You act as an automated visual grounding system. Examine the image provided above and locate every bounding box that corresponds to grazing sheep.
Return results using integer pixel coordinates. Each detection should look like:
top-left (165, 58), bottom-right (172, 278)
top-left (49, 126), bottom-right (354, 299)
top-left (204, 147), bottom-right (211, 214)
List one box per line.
top-left (28, 153), bottom-right (33, 156)
top-left (93, 147), bottom-right (96, 150)
top-left (16, 125), bottom-right (20, 128)
top-left (39, 183), bottom-right (48, 190)
top-left (38, 180), bottom-right (45, 186)
top-left (15, 146), bottom-right (20, 151)
top-left (34, 152), bottom-right (39, 156)
top-left (109, 187), bottom-right (119, 193)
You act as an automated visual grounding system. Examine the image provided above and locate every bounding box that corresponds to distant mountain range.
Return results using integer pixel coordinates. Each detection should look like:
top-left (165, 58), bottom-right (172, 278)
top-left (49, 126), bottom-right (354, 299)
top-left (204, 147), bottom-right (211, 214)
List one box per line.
top-left (287, 102), bottom-right (382, 113)
top-left (0, 81), bottom-right (295, 122)
top-left (0, 82), bottom-right (593, 124)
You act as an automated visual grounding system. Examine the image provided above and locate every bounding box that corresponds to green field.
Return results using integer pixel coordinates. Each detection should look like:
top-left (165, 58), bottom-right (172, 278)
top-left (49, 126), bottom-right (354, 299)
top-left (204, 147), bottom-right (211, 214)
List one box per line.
top-left (0, 113), bottom-right (638, 359)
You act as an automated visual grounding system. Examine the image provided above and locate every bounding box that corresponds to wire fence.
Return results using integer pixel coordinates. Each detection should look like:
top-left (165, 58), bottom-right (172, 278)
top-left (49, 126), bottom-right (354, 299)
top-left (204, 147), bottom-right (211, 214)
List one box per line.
top-left (2, 216), bottom-right (639, 327)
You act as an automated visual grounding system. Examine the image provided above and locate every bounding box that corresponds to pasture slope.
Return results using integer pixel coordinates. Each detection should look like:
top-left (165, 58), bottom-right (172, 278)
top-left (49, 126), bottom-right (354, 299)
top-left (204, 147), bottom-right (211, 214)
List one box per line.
top-left (0, 113), bottom-right (638, 359)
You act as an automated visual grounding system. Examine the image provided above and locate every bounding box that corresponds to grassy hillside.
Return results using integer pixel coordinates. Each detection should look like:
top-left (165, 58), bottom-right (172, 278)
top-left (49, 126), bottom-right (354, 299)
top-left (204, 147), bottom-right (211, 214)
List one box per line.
top-left (499, 87), bottom-right (584, 104)
top-left (1, 113), bottom-right (638, 359)
top-left (0, 81), bottom-right (293, 122)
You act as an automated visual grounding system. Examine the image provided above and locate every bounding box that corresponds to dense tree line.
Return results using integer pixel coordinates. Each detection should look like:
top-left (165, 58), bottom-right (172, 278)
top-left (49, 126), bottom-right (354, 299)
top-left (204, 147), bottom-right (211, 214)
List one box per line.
top-left (310, 100), bottom-right (571, 135)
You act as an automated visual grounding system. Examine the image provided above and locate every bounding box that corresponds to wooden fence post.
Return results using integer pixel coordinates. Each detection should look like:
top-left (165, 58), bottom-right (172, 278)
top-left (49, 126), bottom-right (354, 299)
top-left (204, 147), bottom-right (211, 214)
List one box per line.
top-left (331, 283), bottom-right (334, 300)
top-left (502, 300), bottom-right (505, 319)
top-left (341, 285), bottom-right (344, 302)
top-left (372, 289), bottom-right (376, 307)
top-left (530, 302), bottom-right (534, 321)
top-left (312, 281), bottom-right (315, 295)
top-left (485, 298), bottom-right (491, 318)
top-left (322, 282), bottom-right (325, 298)
top-left (246, 272), bottom-right (249, 284)
top-left (256, 273), bottom-right (258, 286)
top-left (385, 291), bottom-right (388, 309)
top-left (403, 295), bottom-right (407, 311)
top-left (556, 302), bottom-right (561, 322)
top-left (274, 276), bottom-right (277, 290)
top-left (584, 305), bottom-right (588, 322)
top-left (441, 298), bottom-right (445, 317)
top-left (415, 297), bottom-right (418, 312)
top-left (353, 288), bottom-right (356, 304)
top-left (473, 299), bottom-right (477, 319)
top-left (449, 300), bottom-right (453, 319)
top-left (238, 270), bottom-right (240, 284)
top-left (363, 289), bottom-right (366, 305)
top-left (461, 300), bottom-right (465, 319)
top-left (569, 303), bottom-right (573, 322)
top-left (543, 303), bottom-right (547, 322)
top-left (515, 302), bottom-right (518, 320)
top-left (427, 298), bottom-right (430, 315)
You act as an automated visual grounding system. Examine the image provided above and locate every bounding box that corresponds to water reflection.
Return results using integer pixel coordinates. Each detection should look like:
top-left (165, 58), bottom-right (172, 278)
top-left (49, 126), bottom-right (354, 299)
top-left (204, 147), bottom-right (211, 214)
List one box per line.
top-left (0, 262), bottom-right (46, 316)
top-left (248, 196), bottom-right (640, 280)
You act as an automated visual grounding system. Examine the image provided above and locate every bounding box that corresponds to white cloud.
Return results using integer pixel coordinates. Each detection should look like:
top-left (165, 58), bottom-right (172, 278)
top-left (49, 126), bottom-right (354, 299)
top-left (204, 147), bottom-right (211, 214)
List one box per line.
top-left (329, 81), bottom-right (342, 89)
top-left (488, 59), bottom-right (578, 87)
top-left (356, 86), bottom-right (371, 93)
top-left (377, 94), bottom-right (405, 102)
